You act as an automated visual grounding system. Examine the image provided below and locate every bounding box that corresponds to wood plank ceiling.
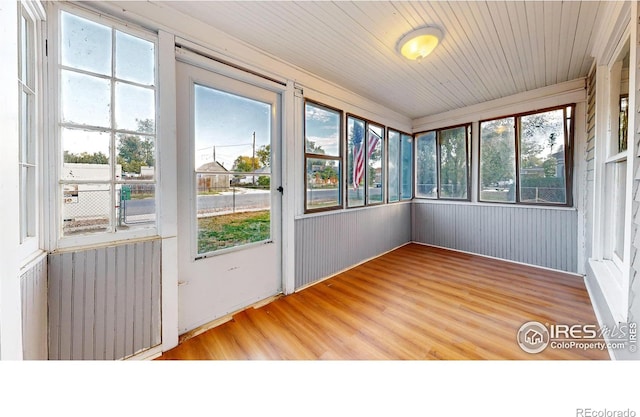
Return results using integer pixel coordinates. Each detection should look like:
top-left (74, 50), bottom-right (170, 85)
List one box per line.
top-left (162, 1), bottom-right (604, 119)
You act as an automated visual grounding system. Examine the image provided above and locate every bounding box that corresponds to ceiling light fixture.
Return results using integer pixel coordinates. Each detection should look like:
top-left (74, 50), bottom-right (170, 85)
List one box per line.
top-left (396, 26), bottom-right (443, 61)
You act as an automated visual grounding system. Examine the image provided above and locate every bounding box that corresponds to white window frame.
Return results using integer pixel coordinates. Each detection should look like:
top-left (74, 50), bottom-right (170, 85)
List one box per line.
top-left (590, 28), bottom-right (635, 324)
top-left (46, 3), bottom-right (160, 249)
top-left (17, 1), bottom-right (45, 262)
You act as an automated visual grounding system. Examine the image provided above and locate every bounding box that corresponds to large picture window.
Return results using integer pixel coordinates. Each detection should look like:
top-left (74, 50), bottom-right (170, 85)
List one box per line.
top-left (479, 105), bottom-right (574, 205)
top-left (346, 115), bottom-right (385, 208)
top-left (57, 8), bottom-right (157, 237)
top-left (304, 100), bottom-right (342, 212)
top-left (415, 124), bottom-right (470, 200)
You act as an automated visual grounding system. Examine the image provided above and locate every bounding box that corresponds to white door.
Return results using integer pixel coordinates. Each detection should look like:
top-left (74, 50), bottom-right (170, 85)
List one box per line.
top-left (176, 58), bottom-right (282, 334)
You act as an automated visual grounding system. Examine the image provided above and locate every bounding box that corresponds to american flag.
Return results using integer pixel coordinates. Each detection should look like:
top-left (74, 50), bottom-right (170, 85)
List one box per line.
top-left (352, 124), bottom-right (381, 190)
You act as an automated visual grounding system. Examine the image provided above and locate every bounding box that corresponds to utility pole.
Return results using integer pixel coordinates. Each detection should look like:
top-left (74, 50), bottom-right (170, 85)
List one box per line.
top-left (252, 131), bottom-right (256, 186)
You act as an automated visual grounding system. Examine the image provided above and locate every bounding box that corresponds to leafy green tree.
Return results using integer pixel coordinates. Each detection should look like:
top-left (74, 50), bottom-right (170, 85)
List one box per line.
top-left (439, 127), bottom-right (468, 198)
top-left (479, 119), bottom-right (515, 187)
top-left (117, 119), bottom-right (155, 174)
top-left (416, 132), bottom-right (437, 195)
top-left (306, 140), bottom-right (325, 155)
top-left (64, 151), bottom-right (109, 164)
top-left (232, 155), bottom-right (260, 172)
top-left (320, 164), bottom-right (338, 182)
top-left (256, 145), bottom-right (270, 168)
top-left (117, 135), bottom-right (154, 174)
top-left (542, 157), bottom-right (557, 178)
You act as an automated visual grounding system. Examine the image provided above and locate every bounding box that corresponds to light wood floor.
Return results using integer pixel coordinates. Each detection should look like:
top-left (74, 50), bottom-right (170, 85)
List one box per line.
top-left (158, 244), bottom-right (608, 360)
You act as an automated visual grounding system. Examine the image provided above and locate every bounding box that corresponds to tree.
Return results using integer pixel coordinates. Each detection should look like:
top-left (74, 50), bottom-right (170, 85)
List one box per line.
top-left (542, 157), bottom-right (557, 178)
top-left (64, 151), bottom-right (109, 164)
top-left (232, 155), bottom-right (260, 172)
top-left (416, 132), bottom-right (437, 194)
top-left (256, 145), bottom-right (270, 168)
top-left (117, 118), bottom-right (155, 174)
top-left (547, 132), bottom-right (557, 153)
top-left (479, 119), bottom-right (515, 187)
top-left (117, 135), bottom-right (154, 174)
top-left (306, 140), bottom-right (325, 155)
top-left (439, 127), bottom-right (468, 197)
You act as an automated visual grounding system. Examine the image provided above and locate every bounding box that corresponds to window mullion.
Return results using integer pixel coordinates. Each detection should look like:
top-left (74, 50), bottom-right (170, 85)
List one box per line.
top-left (436, 131), bottom-right (441, 199)
top-left (110, 27), bottom-right (117, 232)
top-left (514, 117), bottom-right (521, 204)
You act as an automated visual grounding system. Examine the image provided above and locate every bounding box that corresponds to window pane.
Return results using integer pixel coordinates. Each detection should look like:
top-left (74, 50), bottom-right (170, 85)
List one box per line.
top-left (194, 84), bottom-right (270, 175)
top-left (480, 117), bottom-right (516, 202)
top-left (118, 184), bottom-right (155, 227)
top-left (416, 131), bottom-right (436, 198)
top-left (62, 70), bottom-right (111, 127)
top-left (20, 14), bottom-right (28, 83)
top-left (367, 125), bottom-right (384, 204)
top-left (193, 83), bottom-right (271, 253)
top-left (400, 134), bottom-right (413, 200)
top-left (62, 183), bottom-right (112, 235)
top-left (115, 82), bottom-right (155, 132)
top-left (20, 90), bottom-right (29, 163)
top-left (439, 126), bottom-right (468, 199)
top-left (519, 109), bottom-right (567, 204)
top-left (62, 128), bottom-right (111, 181)
top-left (19, 166), bottom-right (37, 241)
top-left (347, 117), bottom-right (366, 207)
top-left (388, 130), bottom-right (400, 202)
top-left (613, 160), bottom-right (627, 261)
top-left (117, 134), bottom-right (155, 179)
top-left (115, 30), bottom-right (155, 85)
top-left (306, 158), bottom-right (341, 209)
top-left (305, 102), bottom-right (340, 156)
top-left (61, 11), bottom-right (112, 76)
top-left (619, 95), bottom-right (628, 152)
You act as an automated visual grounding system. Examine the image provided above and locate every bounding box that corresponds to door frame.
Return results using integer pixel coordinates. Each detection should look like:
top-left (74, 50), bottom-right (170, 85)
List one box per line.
top-left (174, 45), bottom-right (295, 335)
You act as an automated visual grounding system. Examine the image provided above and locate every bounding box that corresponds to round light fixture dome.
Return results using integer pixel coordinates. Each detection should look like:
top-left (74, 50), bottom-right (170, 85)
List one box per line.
top-left (397, 26), bottom-right (443, 61)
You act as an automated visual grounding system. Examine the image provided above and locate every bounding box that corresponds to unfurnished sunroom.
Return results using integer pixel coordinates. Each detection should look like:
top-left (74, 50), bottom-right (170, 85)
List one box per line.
top-left (0, 1), bottom-right (638, 361)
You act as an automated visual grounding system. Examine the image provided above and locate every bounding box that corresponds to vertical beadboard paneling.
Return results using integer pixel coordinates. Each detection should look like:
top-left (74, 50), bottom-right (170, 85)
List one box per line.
top-left (20, 255), bottom-right (48, 360)
top-left (295, 203), bottom-right (411, 289)
top-left (585, 66), bottom-right (597, 258)
top-left (413, 202), bottom-right (578, 272)
top-left (48, 238), bottom-right (162, 360)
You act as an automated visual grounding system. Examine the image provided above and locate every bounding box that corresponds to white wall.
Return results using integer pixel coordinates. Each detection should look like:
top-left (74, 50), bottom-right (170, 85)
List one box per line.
top-left (0, 1), bottom-right (24, 360)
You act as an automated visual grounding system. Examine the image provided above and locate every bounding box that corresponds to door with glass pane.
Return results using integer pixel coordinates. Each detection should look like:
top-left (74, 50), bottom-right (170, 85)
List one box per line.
top-left (176, 61), bottom-right (282, 334)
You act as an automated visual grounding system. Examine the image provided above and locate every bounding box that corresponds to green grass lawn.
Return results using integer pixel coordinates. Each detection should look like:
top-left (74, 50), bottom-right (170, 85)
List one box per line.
top-left (198, 210), bottom-right (270, 253)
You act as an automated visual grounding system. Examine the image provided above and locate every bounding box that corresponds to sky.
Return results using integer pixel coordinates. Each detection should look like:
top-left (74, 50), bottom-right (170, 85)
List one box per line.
top-left (61, 11), bottom-right (156, 155)
top-left (194, 84), bottom-right (271, 170)
top-left (61, 11), bottom-right (274, 173)
top-left (305, 102), bottom-right (340, 156)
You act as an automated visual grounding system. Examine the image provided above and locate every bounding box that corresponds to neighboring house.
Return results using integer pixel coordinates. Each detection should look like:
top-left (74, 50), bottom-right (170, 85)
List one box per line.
top-left (197, 161), bottom-right (231, 190)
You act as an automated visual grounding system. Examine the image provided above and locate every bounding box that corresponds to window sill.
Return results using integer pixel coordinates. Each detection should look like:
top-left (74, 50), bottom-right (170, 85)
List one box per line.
top-left (412, 198), bottom-right (577, 211)
top-left (296, 200), bottom-right (412, 220)
top-left (588, 258), bottom-right (628, 324)
top-left (19, 250), bottom-right (48, 273)
top-left (54, 227), bottom-right (159, 252)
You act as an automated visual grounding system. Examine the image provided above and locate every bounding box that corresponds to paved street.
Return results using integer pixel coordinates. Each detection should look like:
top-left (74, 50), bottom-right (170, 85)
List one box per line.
top-left (122, 186), bottom-right (384, 217)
